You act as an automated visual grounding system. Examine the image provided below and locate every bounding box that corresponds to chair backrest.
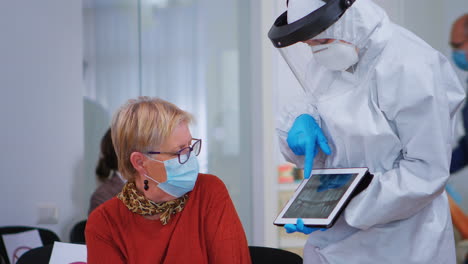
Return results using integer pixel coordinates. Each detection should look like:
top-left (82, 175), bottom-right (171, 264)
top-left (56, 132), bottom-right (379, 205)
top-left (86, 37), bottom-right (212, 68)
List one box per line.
top-left (69, 220), bottom-right (87, 244)
top-left (16, 244), bottom-right (54, 264)
top-left (249, 246), bottom-right (303, 264)
top-left (0, 226), bottom-right (60, 264)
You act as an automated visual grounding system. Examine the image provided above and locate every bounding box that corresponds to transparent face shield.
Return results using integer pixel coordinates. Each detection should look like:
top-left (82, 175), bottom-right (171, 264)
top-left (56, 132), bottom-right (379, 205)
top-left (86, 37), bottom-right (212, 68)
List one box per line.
top-left (278, 41), bottom-right (337, 101)
top-left (268, 0), bottom-right (356, 100)
top-left (279, 41), bottom-right (314, 93)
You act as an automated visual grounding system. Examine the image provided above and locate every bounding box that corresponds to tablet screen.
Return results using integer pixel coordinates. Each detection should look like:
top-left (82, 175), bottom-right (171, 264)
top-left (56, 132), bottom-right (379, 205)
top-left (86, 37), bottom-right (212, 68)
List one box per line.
top-left (274, 167), bottom-right (371, 227)
top-left (282, 173), bottom-right (357, 219)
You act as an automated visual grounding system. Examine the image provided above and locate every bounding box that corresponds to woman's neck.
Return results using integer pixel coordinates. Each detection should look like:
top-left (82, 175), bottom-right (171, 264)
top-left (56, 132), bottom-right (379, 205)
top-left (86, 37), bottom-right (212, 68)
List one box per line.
top-left (144, 214), bottom-right (160, 220)
top-left (149, 192), bottom-right (176, 203)
top-left (134, 175), bottom-right (176, 203)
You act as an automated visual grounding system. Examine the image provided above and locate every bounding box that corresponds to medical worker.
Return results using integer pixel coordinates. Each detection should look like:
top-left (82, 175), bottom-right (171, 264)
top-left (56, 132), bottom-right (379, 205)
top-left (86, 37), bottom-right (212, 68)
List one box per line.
top-left (268, 0), bottom-right (465, 263)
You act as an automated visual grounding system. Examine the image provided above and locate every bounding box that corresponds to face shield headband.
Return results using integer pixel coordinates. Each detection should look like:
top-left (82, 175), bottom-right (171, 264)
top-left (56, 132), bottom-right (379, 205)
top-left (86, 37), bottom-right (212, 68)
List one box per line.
top-left (268, 0), bottom-right (355, 48)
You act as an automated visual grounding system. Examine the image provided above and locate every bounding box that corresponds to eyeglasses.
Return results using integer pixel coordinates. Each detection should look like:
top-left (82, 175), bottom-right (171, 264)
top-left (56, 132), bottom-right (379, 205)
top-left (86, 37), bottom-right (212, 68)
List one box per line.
top-left (147, 138), bottom-right (202, 164)
top-left (304, 38), bottom-right (334, 46)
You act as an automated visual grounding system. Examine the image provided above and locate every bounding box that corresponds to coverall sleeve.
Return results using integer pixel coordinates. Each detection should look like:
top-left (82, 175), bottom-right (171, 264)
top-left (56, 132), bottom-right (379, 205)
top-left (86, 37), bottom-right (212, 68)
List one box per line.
top-left (344, 53), bottom-right (465, 229)
top-left (276, 95), bottom-right (323, 168)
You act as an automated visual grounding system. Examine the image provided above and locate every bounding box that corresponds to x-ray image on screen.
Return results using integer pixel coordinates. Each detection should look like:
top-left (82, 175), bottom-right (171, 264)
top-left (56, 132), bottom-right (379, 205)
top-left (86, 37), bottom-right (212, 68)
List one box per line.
top-left (283, 173), bottom-right (357, 219)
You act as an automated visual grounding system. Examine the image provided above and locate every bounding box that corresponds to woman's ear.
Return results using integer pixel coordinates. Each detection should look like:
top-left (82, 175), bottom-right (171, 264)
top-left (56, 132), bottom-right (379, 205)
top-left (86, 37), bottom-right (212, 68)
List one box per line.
top-left (130, 152), bottom-right (147, 175)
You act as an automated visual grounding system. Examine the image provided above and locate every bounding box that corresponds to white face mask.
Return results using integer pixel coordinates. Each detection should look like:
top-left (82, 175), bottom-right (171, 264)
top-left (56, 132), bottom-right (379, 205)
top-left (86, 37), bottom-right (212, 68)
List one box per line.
top-left (310, 40), bottom-right (358, 71)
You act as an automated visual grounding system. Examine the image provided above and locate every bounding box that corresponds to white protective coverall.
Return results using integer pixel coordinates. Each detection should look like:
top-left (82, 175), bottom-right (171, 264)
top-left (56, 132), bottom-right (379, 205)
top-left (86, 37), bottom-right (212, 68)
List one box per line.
top-left (277, 0), bottom-right (466, 263)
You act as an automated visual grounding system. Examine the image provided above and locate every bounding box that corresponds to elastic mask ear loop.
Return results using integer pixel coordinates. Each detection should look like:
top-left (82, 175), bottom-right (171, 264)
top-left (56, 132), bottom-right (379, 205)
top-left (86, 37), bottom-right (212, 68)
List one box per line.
top-left (142, 155), bottom-right (163, 191)
top-left (143, 174), bottom-right (161, 191)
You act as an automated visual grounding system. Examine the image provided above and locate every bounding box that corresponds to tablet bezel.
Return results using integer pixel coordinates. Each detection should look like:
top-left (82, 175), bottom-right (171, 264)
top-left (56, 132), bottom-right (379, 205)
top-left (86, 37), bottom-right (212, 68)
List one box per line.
top-left (274, 167), bottom-right (369, 228)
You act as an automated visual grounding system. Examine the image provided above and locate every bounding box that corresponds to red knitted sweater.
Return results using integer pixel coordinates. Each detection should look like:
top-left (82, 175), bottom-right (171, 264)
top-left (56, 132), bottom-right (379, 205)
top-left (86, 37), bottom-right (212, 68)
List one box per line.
top-left (85, 174), bottom-right (251, 264)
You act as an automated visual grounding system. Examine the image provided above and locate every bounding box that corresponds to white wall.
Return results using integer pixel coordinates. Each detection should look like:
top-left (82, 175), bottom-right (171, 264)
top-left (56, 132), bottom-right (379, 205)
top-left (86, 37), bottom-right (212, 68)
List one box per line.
top-left (0, 1), bottom-right (84, 241)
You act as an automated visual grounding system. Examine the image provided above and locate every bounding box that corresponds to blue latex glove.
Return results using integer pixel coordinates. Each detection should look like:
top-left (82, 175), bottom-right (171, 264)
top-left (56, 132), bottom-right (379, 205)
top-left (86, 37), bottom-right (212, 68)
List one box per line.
top-left (287, 114), bottom-right (332, 179)
top-left (284, 218), bottom-right (327, 234)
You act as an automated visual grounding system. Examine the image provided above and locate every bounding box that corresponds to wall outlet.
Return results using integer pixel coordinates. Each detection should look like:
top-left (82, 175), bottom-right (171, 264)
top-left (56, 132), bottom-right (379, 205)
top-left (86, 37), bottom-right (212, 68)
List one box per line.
top-left (37, 204), bottom-right (59, 224)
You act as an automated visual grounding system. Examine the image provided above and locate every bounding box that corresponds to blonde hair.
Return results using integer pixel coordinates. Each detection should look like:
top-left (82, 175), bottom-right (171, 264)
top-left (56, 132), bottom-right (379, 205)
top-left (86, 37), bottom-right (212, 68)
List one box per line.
top-left (111, 96), bottom-right (193, 181)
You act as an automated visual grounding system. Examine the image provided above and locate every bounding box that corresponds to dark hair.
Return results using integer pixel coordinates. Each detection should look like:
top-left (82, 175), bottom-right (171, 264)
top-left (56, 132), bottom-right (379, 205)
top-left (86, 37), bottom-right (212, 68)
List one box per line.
top-left (95, 128), bottom-right (118, 182)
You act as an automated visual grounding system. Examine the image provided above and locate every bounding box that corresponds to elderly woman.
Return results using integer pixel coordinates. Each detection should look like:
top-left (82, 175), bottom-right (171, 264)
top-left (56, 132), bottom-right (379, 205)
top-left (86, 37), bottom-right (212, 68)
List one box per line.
top-left (85, 97), bottom-right (251, 264)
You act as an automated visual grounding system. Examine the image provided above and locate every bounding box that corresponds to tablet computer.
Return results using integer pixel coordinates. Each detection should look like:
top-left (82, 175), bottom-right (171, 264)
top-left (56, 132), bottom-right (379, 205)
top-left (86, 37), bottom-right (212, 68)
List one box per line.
top-left (274, 167), bottom-right (373, 228)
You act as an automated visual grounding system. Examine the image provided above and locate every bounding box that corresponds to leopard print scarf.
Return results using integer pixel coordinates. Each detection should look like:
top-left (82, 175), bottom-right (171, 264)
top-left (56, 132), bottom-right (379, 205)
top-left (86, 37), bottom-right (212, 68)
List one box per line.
top-left (117, 181), bottom-right (188, 225)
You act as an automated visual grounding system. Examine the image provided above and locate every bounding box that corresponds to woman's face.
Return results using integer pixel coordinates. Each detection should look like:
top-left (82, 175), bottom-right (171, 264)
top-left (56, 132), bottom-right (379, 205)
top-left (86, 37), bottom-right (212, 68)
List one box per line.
top-left (138, 121), bottom-right (193, 201)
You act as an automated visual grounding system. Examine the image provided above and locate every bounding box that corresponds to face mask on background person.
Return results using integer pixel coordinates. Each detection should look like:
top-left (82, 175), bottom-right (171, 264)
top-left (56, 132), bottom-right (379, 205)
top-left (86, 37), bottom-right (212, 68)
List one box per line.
top-left (452, 50), bottom-right (468, 71)
top-left (310, 40), bottom-right (359, 71)
top-left (144, 154), bottom-right (199, 198)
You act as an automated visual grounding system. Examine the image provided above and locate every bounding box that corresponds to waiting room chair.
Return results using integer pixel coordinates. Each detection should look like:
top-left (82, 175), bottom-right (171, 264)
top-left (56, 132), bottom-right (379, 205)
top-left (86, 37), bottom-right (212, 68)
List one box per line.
top-left (0, 226), bottom-right (60, 264)
top-left (70, 220), bottom-right (87, 244)
top-left (16, 244), bottom-right (53, 264)
top-left (249, 246), bottom-right (303, 264)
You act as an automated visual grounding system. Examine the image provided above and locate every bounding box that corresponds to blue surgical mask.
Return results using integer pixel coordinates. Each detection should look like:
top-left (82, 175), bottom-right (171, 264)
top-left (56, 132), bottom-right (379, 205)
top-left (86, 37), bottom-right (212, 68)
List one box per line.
top-left (145, 154), bottom-right (199, 198)
top-left (452, 50), bottom-right (468, 71)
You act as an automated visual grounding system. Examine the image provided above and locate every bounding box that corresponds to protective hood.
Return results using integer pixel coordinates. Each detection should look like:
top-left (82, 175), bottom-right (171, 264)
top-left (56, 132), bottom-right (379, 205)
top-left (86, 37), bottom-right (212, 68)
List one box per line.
top-left (268, 0), bottom-right (388, 100)
top-left (268, 0), bottom-right (356, 48)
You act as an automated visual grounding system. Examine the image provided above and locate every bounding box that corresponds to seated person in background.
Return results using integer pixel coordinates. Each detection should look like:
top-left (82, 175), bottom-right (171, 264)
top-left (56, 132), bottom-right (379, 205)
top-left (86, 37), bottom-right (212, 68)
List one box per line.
top-left (449, 13), bottom-right (468, 174)
top-left (85, 96), bottom-right (251, 264)
top-left (88, 128), bottom-right (126, 214)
